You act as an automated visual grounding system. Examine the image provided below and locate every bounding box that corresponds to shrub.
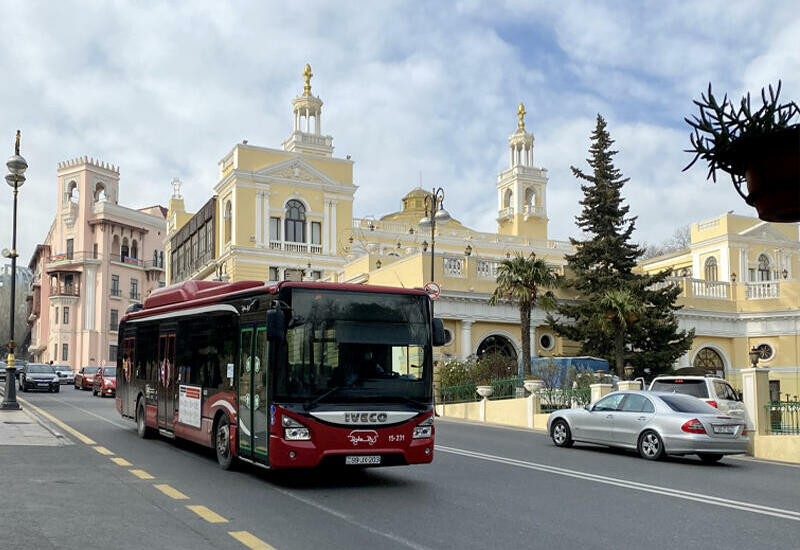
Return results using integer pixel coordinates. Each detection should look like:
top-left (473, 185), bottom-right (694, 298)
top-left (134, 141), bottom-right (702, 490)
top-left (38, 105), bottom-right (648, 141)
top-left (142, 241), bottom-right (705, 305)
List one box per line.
top-left (473, 352), bottom-right (518, 385)
top-left (438, 357), bottom-right (477, 387)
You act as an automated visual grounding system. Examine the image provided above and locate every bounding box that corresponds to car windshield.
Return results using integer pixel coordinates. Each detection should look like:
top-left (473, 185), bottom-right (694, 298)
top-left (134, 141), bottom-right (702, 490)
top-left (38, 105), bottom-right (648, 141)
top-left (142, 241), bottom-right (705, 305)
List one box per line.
top-left (84, 367), bottom-right (100, 374)
top-left (103, 367), bottom-right (117, 377)
top-left (28, 365), bottom-right (55, 374)
top-left (650, 379), bottom-right (709, 398)
top-left (657, 394), bottom-right (718, 414)
top-left (274, 288), bottom-right (432, 406)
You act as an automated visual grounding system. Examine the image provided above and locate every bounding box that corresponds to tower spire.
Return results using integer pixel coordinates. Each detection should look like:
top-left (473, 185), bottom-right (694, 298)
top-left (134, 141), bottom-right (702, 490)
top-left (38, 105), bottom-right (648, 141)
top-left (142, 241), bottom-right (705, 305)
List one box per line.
top-left (517, 103), bottom-right (526, 131)
top-left (303, 63), bottom-right (313, 96)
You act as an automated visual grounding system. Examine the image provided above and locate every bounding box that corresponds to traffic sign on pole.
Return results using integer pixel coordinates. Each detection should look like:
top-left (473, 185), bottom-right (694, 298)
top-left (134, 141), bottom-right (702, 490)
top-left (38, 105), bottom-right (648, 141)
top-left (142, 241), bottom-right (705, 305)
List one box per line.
top-left (424, 281), bottom-right (441, 300)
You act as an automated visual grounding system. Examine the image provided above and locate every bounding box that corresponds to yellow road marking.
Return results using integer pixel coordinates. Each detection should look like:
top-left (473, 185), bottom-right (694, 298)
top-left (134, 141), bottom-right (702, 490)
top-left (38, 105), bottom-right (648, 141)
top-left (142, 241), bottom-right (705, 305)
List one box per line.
top-left (93, 446), bottom-right (114, 456)
top-left (130, 469), bottom-right (154, 480)
top-left (154, 484), bottom-right (189, 500)
top-left (17, 397), bottom-right (95, 444)
top-left (229, 531), bottom-right (277, 550)
top-left (187, 505), bottom-right (228, 523)
top-left (111, 457), bottom-right (132, 466)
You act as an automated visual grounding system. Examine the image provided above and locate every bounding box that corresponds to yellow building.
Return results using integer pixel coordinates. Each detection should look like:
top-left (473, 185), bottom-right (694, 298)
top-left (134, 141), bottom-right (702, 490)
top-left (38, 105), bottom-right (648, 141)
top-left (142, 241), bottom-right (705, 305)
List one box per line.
top-left (167, 64), bottom-right (800, 397)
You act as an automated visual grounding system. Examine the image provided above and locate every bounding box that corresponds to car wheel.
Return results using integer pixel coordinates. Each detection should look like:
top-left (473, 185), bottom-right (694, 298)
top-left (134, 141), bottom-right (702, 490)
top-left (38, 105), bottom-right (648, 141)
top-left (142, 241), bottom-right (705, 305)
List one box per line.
top-left (638, 430), bottom-right (665, 460)
top-left (215, 415), bottom-right (235, 470)
top-left (551, 419), bottom-right (574, 448)
top-left (698, 453), bottom-right (723, 464)
top-left (136, 400), bottom-right (152, 439)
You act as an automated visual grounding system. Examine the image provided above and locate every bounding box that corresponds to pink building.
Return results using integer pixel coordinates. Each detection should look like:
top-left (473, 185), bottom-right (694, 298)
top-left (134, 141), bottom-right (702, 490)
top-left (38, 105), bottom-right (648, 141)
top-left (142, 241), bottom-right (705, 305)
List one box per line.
top-left (27, 157), bottom-right (167, 369)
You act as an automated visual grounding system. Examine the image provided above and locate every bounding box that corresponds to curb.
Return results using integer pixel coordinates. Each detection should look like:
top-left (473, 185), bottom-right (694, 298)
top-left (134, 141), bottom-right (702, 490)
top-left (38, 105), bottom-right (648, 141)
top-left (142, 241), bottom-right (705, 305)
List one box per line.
top-left (0, 387), bottom-right (68, 441)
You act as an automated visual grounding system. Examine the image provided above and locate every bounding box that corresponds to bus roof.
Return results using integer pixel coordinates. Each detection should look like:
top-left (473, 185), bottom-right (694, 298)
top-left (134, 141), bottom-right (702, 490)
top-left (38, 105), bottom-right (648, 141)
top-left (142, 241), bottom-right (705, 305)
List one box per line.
top-left (123, 280), bottom-right (428, 323)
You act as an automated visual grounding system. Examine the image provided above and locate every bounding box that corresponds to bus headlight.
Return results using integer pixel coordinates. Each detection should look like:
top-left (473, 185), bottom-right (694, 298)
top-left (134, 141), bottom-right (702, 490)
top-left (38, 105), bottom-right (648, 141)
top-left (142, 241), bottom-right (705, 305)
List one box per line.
top-left (282, 415), bottom-right (311, 441)
top-left (413, 416), bottom-right (433, 439)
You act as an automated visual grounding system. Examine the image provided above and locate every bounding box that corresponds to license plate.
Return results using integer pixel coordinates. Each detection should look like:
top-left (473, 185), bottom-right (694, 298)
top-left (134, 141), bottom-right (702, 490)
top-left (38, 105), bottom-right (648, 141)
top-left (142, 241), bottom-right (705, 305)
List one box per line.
top-left (37, 383), bottom-right (48, 387)
top-left (713, 425), bottom-right (737, 434)
top-left (345, 455), bottom-right (381, 465)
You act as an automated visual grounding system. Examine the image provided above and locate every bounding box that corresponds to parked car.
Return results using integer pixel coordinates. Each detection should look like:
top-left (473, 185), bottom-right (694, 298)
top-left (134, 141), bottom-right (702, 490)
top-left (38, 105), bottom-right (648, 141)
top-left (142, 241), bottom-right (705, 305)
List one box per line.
top-left (92, 366), bottom-right (117, 397)
top-left (547, 390), bottom-right (748, 463)
top-left (53, 365), bottom-right (75, 385)
top-left (18, 364), bottom-right (60, 393)
top-left (648, 375), bottom-right (744, 418)
top-left (74, 367), bottom-right (101, 390)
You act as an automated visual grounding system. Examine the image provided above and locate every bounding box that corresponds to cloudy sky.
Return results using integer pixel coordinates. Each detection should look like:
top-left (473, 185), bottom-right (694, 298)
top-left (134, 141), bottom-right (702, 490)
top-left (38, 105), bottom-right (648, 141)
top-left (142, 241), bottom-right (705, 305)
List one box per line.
top-left (1, 0), bottom-right (798, 260)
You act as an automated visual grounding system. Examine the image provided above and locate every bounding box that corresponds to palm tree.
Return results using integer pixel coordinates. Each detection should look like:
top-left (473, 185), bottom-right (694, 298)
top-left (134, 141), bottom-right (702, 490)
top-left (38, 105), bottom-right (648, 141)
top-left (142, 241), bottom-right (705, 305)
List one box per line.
top-left (597, 288), bottom-right (643, 376)
top-left (488, 253), bottom-right (557, 376)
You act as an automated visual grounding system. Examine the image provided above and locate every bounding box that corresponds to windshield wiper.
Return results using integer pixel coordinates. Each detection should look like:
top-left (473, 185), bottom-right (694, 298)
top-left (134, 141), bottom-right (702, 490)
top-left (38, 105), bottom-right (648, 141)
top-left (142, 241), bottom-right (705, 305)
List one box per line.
top-left (304, 386), bottom-right (343, 411)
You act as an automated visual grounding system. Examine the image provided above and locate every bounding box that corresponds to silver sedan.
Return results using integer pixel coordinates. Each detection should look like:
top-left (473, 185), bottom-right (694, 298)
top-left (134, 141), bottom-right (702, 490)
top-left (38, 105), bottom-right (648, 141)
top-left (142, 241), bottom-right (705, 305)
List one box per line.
top-left (547, 390), bottom-right (748, 463)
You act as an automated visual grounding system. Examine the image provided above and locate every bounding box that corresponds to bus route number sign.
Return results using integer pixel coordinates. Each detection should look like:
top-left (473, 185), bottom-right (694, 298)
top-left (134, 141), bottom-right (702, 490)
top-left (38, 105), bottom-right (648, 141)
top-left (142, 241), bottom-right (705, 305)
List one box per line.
top-left (424, 281), bottom-right (441, 300)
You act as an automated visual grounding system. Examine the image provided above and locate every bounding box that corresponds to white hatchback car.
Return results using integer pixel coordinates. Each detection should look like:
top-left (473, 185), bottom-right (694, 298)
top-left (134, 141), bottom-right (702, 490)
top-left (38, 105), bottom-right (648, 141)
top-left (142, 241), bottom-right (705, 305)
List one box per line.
top-left (648, 376), bottom-right (744, 418)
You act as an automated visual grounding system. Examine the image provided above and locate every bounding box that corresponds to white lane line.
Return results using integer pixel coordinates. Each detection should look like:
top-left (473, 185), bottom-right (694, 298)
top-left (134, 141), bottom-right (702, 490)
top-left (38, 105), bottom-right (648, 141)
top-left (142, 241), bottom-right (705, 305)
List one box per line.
top-left (437, 445), bottom-right (800, 522)
top-left (267, 484), bottom-right (433, 550)
top-left (43, 394), bottom-right (134, 431)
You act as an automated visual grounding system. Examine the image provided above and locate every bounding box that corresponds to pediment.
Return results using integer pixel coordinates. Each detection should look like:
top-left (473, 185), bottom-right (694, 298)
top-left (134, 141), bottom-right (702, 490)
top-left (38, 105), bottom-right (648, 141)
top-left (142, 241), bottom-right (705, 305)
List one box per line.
top-left (738, 222), bottom-right (797, 243)
top-left (256, 158), bottom-right (339, 186)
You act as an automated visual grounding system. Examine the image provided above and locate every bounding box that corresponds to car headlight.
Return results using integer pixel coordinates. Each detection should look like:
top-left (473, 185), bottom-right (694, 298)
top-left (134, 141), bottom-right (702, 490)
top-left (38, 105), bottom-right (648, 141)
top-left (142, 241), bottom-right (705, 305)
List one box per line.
top-left (413, 416), bottom-right (434, 439)
top-left (52, 376), bottom-right (60, 383)
top-left (282, 415), bottom-right (311, 441)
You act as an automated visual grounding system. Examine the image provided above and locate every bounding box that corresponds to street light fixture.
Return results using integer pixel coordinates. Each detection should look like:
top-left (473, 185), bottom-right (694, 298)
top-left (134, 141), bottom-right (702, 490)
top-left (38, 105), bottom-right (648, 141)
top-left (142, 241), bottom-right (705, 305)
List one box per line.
top-left (419, 187), bottom-right (448, 315)
top-left (2, 131), bottom-right (27, 411)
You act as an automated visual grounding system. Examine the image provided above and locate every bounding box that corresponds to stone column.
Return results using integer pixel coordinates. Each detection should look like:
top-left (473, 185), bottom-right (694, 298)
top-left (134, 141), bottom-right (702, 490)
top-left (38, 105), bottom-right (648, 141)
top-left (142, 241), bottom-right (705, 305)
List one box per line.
top-left (741, 367), bottom-right (771, 435)
top-left (323, 200), bottom-right (330, 254)
top-left (590, 383), bottom-right (613, 404)
top-left (527, 391), bottom-right (541, 428)
top-left (330, 200), bottom-right (337, 255)
top-left (84, 264), bottom-right (97, 331)
top-left (460, 320), bottom-right (473, 359)
top-left (255, 192), bottom-right (262, 246)
top-left (617, 380), bottom-right (642, 391)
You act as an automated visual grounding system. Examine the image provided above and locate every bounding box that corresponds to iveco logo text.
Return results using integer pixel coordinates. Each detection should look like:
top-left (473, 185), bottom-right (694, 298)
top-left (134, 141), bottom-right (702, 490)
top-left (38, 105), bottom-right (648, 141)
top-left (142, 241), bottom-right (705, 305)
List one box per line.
top-left (345, 412), bottom-right (388, 423)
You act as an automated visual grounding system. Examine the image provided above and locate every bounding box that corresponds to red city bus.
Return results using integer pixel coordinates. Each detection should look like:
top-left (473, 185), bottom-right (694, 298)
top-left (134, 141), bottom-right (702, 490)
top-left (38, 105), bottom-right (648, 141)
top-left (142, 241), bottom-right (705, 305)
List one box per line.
top-left (116, 280), bottom-right (445, 469)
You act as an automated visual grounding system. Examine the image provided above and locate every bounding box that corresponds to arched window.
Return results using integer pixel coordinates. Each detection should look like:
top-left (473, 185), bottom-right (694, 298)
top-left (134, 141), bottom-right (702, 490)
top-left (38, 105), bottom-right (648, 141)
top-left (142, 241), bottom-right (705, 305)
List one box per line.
top-left (285, 200), bottom-right (306, 243)
top-left (131, 240), bottom-right (138, 259)
top-left (704, 257), bottom-right (718, 282)
top-left (112, 235), bottom-right (120, 258)
top-left (223, 201), bottom-right (232, 244)
top-left (159, 251), bottom-right (164, 268)
top-left (693, 347), bottom-right (724, 373)
top-left (95, 183), bottom-right (107, 202)
top-left (68, 181), bottom-right (79, 203)
top-left (757, 254), bottom-right (771, 281)
top-left (121, 237), bottom-right (129, 260)
top-left (524, 187), bottom-right (535, 206)
top-left (476, 334), bottom-right (518, 361)
top-left (503, 189), bottom-right (513, 209)
top-left (153, 250), bottom-right (159, 266)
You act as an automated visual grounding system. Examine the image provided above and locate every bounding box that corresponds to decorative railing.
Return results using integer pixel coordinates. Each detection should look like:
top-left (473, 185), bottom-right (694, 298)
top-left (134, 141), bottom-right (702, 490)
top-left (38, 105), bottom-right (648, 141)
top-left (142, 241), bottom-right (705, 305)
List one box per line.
top-left (442, 257), bottom-right (465, 278)
top-left (767, 400), bottom-right (800, 435)
top-left (50, 285), bottom-right (80, 297)
top-left (696, 219), bottom-right (721, 232)
top-left (476, 259), bottom-right (501, 280)
top-left (746, 281), bottom-right (780, 299)
top-left (691, 278), bottom-right (730, 299)
top-left (130, 292), bottom-right (141, 301)
top-left (110, 288), bottom-right (121, 297)
top-left (497, 207), bottom-right (513, 219)
top-left (522, 205), bottom-right (545, 217)
top-left (109, 323), bottom-right (118, 332)
top-left (268, 241), bottom-right (323, 254)
top-left (109, 254), bottom-right (144, 267)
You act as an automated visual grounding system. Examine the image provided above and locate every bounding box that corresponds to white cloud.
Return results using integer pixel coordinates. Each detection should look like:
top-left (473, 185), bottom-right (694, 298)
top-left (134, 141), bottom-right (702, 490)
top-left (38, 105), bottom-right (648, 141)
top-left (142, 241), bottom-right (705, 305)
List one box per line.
top-left (0, 0), bottom-right (797, 263)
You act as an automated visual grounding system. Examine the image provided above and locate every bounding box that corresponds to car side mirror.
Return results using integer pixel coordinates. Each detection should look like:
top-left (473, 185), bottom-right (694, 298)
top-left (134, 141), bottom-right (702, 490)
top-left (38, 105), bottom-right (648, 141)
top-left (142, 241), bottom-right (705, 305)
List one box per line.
top-left (267, 308), bottom-right (286, 342)
top-left (432, 318), bottom-right (446, 347)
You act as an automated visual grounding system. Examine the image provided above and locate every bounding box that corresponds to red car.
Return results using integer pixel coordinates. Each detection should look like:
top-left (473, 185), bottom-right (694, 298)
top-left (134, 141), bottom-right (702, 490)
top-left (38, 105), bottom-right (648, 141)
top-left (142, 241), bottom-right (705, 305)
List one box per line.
top-left (74, 367), bottom-right (100, 390)
top-left (93, 366), bottom-right (117, 397)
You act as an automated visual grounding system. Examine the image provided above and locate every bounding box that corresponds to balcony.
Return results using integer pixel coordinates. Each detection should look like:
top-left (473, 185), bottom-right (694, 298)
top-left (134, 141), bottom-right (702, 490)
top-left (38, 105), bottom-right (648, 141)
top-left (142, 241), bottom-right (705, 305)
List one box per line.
top-left (523, 204), bottom-right (545, 218)
top-left (130, 292), bottom-right (141, 301)
top-left (476, 259), bottom-right (501, 280)
top-left (144, 259), bottom-right (165, 271)
top-left (109, 323), bottom-right (118, 332)
top-left (443, 257), bottom-right (465, 278)
top-left (110, 288), bottom-right (122, 298)
top-left (690, 279), bottom-right (730, 300)
top-left (746, 281), bottom-right (780, 300)
top-left (46, 250), bottom-right (100, 271)
top-left (268, 241), bottom-right (323, 255)
top-left (110, 254), bottom-right (144, 267)
top-left (497, 207), bottom-right (513, 221)
top-left (50, 284), bottom-right (80, 298)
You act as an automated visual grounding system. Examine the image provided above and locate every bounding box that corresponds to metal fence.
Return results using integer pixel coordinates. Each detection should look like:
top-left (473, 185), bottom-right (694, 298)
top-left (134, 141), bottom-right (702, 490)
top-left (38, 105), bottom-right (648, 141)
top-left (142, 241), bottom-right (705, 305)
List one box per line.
top-left (767, 400), bottom-right (800, 435)
top-left (438, 383), bottom-right (478, 404)
top-left (437, 377), bottom-right (592, 410)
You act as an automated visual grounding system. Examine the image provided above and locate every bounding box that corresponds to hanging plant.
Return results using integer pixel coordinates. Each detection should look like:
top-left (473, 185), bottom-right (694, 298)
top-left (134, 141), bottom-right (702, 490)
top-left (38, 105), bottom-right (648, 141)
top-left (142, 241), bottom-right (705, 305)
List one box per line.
top-left (683, 81), bottom-right (800, 222)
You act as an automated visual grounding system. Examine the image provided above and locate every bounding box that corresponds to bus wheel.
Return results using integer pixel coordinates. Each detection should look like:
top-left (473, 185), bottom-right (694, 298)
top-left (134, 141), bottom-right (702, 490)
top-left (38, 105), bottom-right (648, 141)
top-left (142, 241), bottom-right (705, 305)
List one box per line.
top-left (215, 415), bottom-right (234, 470)
top-left (136, 400), bottom-right (152, 439)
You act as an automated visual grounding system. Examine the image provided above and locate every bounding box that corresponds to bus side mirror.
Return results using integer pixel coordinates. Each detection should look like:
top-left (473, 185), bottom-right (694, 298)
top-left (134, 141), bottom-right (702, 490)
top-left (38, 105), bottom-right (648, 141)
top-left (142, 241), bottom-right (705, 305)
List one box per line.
top-left (432, 318), bottom-right (446, 347)
top-left (267, 309), bottom-right (286, 342)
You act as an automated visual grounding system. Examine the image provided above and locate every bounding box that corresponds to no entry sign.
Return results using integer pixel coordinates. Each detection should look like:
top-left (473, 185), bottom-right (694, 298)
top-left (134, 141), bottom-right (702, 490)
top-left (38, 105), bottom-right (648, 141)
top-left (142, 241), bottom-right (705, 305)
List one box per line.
top-left (424, 281), bottom-right (441, 300)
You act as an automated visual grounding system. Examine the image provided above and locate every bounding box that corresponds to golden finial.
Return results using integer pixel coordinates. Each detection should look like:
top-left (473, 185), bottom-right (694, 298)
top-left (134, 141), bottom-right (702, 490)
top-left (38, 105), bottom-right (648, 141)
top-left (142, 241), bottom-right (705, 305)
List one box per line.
top-left (517, 103), bottom-right (526, 130)
top-left (14, 130), bottom-right (20, 155)
top-left (303, 63), bottom-right (313, 95)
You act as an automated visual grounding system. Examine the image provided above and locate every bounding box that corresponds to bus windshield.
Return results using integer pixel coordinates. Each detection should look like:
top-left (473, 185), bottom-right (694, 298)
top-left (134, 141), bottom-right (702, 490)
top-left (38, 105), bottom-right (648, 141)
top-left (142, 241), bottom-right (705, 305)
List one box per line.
top-left (274, 288), bottom-right (432, 406)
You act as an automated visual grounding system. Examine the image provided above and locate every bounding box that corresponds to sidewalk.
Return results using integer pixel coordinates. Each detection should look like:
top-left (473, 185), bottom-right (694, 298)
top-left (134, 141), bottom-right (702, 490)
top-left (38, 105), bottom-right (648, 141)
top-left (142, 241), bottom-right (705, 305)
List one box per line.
top-left (0, 388), bottom-right (69, 447)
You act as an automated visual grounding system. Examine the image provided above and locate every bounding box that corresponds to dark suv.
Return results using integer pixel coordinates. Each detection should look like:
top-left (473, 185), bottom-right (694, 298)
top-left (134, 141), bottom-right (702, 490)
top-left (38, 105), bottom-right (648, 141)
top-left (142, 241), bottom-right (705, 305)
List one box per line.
top-left (19, 364), bottom-right (60, 393)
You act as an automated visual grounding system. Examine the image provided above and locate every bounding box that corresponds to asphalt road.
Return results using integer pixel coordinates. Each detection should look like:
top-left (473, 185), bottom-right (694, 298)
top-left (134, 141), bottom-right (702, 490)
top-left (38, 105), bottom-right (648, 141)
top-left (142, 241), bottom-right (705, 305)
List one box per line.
top-left (2, 387), bottom-right (799, 550)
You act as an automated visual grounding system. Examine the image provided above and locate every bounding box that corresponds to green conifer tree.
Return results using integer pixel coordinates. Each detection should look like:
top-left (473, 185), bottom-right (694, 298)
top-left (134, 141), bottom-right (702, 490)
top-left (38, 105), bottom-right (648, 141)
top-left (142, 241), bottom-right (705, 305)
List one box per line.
top-left (548, 115), bottom-right (693, 377)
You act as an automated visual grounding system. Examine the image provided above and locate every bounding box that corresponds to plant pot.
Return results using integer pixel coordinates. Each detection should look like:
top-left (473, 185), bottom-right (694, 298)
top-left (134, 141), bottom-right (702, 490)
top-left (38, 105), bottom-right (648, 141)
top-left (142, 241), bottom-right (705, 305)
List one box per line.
top-left (476, 385), bottom-right (494, 398)
top-left (737, 127), bottom-right (800, 222)
top-left (523, 379), bottom-right (543, 393)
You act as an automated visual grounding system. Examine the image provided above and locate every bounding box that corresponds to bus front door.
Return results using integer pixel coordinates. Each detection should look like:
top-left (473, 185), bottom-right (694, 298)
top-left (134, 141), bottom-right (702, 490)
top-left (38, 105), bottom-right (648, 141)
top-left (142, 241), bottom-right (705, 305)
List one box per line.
top-left (157, 333), bottom-right (176, 428)
top-left (238, 325), bottom-right (268, 464)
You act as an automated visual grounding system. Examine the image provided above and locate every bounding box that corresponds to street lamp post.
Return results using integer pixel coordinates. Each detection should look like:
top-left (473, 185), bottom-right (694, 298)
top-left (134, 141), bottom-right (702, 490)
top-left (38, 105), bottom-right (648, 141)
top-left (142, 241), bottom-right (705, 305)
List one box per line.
top-left (419, 187), bottom-right (450, 315)
top-left (2, 131), bottom-right (27, 411)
